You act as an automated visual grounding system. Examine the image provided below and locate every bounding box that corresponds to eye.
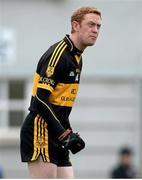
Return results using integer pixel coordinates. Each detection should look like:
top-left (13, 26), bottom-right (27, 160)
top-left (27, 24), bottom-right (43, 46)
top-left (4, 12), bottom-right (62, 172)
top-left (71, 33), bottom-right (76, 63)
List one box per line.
top-left (88, 22), bottom-right (94, 27)
top-left (97, 24), bottom-right (101, 30)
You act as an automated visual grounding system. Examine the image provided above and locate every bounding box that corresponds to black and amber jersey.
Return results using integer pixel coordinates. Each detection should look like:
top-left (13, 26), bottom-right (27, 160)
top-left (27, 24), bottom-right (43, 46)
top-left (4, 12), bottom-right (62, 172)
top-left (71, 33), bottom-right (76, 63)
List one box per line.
top-left (29, 35), bottom-right (83, 135)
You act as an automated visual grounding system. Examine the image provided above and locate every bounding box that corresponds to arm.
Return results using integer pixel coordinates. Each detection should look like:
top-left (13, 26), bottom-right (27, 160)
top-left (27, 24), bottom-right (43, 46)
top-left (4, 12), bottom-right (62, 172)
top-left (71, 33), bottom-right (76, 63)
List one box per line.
top-left (32, 88), bottom-right (85, 154)
top-left (32, 88), bottom-right (71, 139)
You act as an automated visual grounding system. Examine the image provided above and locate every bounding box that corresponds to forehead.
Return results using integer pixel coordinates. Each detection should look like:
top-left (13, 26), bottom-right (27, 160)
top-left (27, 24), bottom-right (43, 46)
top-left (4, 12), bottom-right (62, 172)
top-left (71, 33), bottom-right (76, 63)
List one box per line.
top-left (82, 13), bottom-right (101, 24)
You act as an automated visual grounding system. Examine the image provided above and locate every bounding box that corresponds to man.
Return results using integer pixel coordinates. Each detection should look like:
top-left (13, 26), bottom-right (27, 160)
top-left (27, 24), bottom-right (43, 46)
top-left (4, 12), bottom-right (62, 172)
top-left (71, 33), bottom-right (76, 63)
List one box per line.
top-left (110, 147), bottom-right (137, 178)
top-left (20, 6), bottom-right (102, 178)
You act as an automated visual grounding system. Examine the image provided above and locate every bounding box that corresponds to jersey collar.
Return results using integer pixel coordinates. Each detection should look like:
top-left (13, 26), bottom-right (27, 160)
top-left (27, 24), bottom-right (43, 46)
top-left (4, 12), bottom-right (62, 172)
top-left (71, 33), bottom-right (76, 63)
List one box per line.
top-left (63, 34), bottom-right (83, 56)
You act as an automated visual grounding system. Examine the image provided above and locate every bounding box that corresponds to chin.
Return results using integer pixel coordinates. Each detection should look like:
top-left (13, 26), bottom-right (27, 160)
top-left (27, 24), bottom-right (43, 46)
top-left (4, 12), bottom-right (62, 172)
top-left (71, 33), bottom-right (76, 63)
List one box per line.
top-left (83, 40), bottom-right (96, 48)
top-left (87, 41), bottom-right (96, 46)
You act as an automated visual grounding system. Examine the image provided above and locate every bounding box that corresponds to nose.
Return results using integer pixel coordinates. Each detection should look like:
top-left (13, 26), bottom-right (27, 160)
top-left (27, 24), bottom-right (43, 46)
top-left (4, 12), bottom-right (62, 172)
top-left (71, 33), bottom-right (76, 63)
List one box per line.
top-left (92, 25), bottom-right (99, 33)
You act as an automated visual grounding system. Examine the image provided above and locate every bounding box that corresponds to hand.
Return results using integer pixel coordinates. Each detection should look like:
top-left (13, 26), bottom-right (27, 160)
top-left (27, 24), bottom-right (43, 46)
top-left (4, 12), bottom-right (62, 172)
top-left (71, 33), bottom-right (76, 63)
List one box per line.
top-left (62, 132), bottom-right (85, 154)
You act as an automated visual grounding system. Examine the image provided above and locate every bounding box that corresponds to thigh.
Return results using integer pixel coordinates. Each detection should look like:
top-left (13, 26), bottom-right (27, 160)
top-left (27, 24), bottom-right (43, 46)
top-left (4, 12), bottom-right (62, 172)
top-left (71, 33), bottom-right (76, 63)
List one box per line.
top-left (57, 146), bottom-right (72, 167)
top-left (57, 146), bottom-right (74, 178)
top-left (28, 156), bottom-right (57, 178)
top-left (57, 166), bottom-right (74, 179)
top-left (21, 113), bottom-right (58, 164)
top-left (20, 112), bottom-right (35, 162)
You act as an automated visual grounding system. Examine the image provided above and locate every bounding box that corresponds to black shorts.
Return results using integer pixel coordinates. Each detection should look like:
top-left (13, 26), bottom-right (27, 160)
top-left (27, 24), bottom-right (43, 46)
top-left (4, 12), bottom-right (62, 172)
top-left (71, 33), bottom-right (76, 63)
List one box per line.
top-left (20, 112), bottom-right (72, 167)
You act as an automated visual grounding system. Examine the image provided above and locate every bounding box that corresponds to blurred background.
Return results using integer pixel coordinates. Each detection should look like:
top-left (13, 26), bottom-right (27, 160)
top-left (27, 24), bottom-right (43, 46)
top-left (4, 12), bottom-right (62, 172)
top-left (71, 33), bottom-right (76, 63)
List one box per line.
top-left (0, 0), bottom-right (142, 178)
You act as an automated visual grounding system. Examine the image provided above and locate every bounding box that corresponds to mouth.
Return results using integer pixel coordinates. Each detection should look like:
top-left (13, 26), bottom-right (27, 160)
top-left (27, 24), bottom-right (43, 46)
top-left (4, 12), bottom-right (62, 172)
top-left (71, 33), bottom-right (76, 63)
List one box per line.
top-left (90, 36), bottom-right (97, 41)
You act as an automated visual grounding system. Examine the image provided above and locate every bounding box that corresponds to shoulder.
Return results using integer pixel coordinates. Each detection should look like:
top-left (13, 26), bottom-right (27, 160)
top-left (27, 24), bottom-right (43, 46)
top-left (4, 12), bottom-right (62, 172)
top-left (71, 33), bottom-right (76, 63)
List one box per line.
top-left (111, 165), bottom-right (122, 178)
top-left (45, 40), bottom-right (67, 65)
top-left (36, 40), bottom-right (64, 71)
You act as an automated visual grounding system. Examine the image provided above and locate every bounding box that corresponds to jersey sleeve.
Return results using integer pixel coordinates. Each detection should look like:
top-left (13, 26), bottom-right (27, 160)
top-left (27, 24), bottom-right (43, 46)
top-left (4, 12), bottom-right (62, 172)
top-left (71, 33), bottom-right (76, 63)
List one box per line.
top-left (31, 40), bottom-right (67, 97)
top-left (29, 42), bottom-right (69, 140)
top-left (36, 59), bottom-right (62, 93)
top-left (36, 42), bottom-right (66, 93)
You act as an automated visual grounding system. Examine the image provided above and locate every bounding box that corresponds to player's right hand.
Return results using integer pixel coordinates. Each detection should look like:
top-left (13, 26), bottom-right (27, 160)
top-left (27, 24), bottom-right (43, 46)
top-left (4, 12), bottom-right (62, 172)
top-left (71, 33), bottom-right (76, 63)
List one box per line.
top-left (58, 129), bottom-right (85, 154)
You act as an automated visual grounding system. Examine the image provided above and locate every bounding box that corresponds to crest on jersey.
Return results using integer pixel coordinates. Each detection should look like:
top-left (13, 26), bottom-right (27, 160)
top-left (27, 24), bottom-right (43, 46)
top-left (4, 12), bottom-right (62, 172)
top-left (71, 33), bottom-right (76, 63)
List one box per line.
top-left (46, 66), bottom-right (55, 77)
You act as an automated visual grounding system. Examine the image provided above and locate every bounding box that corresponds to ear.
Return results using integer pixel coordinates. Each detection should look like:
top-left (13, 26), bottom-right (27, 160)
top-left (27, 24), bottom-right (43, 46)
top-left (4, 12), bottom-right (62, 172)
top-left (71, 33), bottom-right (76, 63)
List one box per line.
top-left (72, 21), bottom-right (80, 32)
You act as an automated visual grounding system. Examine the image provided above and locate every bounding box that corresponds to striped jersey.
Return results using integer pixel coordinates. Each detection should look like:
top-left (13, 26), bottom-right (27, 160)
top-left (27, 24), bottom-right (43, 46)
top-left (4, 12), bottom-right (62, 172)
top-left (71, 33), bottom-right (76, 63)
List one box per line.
top-left (29, 34), bottom-right (83, 129)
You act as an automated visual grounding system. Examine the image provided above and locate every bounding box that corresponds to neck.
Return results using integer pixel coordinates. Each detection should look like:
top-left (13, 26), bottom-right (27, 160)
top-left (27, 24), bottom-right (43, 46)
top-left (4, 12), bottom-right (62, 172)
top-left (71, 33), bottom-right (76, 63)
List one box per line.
top-left (70, 34), bottom-right (86, 51)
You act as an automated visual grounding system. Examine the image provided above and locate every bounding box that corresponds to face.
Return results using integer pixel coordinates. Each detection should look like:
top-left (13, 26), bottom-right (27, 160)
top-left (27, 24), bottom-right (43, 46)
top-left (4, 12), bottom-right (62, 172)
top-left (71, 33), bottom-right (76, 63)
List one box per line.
top-left (121, 154), bottom-right (131, 166)
top-left (73, 13), bottom-right (101, 49)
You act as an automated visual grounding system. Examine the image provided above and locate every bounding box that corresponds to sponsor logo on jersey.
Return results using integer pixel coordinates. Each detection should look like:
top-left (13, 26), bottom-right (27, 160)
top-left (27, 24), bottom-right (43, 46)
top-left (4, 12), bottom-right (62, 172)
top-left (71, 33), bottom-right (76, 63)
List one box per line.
top-left (39, 77), bottom-right (55, 86)
top-left (61, 96), bottom-right (75, 102)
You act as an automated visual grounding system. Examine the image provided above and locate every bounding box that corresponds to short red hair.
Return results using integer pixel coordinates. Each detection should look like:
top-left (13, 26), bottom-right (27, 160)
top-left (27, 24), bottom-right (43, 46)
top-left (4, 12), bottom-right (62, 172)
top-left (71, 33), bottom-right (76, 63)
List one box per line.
top-left (71, 6), bottom-right (101, 33)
